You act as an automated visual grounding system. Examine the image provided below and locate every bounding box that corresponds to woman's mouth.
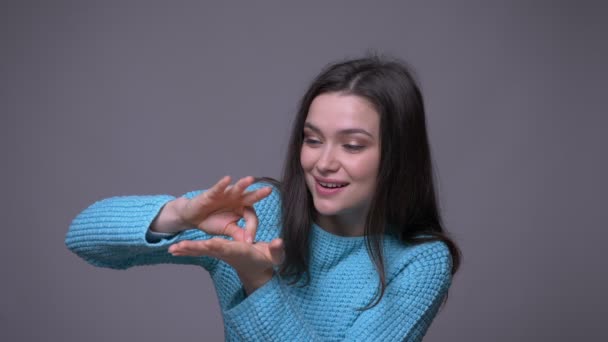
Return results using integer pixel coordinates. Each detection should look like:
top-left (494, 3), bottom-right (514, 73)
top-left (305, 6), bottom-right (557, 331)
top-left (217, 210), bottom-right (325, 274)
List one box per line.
top-left (314, 179), bottom-right (349, 195)
top-left (318, 181), bottom-right (348, 188)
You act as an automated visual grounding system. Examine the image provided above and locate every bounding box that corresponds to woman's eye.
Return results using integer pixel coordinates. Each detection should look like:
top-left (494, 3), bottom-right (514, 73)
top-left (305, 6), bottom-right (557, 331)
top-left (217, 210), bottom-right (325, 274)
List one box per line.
top-left (304, 138), bottom-right (321, 146)
top-left (344, 144), bottom-right (365, 151)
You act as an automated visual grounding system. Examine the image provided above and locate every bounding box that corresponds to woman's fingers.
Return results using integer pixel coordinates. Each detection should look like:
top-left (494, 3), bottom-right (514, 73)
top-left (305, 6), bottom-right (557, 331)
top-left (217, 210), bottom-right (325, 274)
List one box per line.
top-left (242, 186), bottom-right (272, 206)
top-left (219, 221), bottom-right (245, 242)
top-left (169, 239), bottom-right (224, 257)
top-left (168, 240), bottom-right (206, 256)
top-left (169, 237), bottom-right (280, 262)
top-left (268, 238), bottom-right (285, 265)
top-left (186, 176), bottom-right (271, 241)
top-left (241, 207), bottom-right (258, 243)
top-left (225, 176), bottom-right (255, 199)
top-left (170, 238), bottom-right (246, 260)
top-left (235, 176), bottom-right (254, 193)
top-left (209, 176), bottom-right (268, 208)
top-left (204, 238), bottom-right (245, 259)
top-left (206, 176), bottom-right (232, 199)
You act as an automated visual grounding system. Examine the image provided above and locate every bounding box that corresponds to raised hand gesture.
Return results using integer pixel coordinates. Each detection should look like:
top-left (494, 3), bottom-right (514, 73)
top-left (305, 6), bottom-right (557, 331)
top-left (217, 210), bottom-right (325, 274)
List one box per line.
top-left (179, 176), bottom-right (272, 242)
top-left (169, 231), bottom-right (284, 295)
top-left (153, 176), bottom-right (272, 242)
top-left (161, 176), bottom-right (285, 294)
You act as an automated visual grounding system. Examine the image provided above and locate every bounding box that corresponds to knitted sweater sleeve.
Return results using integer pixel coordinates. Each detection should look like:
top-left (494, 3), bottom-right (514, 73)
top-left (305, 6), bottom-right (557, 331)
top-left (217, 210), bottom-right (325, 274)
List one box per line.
top-left (222, 241), bottom-right (452, 342)
top-left (64, 190), bottom-right (218, 271)
top-left (64, 183), bottom-right (277, 272)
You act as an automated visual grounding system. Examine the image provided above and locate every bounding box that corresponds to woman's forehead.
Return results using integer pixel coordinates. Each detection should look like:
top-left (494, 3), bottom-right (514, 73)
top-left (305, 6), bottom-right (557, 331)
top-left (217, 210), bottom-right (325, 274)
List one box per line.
top-left (306, 93), bottom-right (379, 134)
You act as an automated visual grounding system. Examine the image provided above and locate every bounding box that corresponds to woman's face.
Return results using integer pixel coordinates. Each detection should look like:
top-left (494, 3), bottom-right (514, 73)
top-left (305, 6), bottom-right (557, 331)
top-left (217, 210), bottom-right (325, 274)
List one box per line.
top-left (300, 92), bottom-right (381, 221)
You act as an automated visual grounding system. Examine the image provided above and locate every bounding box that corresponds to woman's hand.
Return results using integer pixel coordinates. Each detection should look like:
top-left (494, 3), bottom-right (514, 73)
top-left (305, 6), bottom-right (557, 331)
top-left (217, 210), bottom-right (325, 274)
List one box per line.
top-left (167, 175), bottom-right (283, 294)
top-left (175, 175), bottom-right (272, 242)
top-left (169, 231), bottom-right (285, 295)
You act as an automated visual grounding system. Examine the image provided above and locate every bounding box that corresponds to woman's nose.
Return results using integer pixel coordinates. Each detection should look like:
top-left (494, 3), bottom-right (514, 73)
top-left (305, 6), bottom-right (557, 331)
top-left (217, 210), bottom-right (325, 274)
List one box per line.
top-left (315, 147), bottom-right (339, 172)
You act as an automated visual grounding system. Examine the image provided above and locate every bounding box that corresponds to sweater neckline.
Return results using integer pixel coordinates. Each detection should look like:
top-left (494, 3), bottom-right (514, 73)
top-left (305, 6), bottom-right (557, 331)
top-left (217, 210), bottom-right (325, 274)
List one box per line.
top-left (311, 222), bottom-right (367, 244)
top-left (309, 222), bottom-right (367, 270)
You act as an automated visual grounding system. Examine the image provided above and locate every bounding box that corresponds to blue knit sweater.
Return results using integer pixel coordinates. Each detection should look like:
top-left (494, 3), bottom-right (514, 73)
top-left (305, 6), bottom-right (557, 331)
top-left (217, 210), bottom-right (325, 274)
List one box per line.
top-left (65, 183), bottom-right (453, 341)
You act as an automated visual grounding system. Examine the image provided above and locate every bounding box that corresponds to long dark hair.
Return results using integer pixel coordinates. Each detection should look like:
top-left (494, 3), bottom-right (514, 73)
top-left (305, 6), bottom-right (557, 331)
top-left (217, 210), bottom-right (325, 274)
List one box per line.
top-left (260, 54), bottom-right (461, 309)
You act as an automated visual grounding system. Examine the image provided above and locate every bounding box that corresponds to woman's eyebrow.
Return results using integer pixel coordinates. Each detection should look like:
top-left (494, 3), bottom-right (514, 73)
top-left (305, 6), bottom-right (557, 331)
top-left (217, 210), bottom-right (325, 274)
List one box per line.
top-left (304, 122), bottom-right (374, 138)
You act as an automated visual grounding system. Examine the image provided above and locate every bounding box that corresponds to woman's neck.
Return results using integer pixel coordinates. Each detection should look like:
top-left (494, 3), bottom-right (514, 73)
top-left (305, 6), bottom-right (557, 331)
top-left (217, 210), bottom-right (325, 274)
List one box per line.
top-left (315, 210), bottom-right (367, 237)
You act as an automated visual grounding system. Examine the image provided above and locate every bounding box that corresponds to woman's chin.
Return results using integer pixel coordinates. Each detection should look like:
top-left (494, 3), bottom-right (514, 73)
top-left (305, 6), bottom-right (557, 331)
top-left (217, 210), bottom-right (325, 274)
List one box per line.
top-left (313, 203), bottom-right (343, 217)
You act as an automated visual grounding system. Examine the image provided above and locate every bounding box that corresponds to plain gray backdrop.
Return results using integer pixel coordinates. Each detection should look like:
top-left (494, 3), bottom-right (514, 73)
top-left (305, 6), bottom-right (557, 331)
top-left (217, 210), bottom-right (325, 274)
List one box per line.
top-left (2, 1), bottom-right (607, 341)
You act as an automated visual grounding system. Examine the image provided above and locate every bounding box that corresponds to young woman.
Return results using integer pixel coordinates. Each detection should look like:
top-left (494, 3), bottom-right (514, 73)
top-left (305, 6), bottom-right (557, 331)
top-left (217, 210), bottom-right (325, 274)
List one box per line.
top-left (66, 55), bottom-right (461, 341)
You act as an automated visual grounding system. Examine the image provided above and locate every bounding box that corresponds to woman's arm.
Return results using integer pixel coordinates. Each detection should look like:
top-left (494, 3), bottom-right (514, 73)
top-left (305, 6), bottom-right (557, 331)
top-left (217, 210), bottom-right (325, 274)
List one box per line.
top-left (65, 177), bottom-right (274, 272)
top-left (65, 192), bottom-right (217, 271)
top-left (219, 241), bottom-right (452, 341)
top-left (341, 242), bottom-right (452, 341)
top-left (149, 196), bottom-right (192, 234)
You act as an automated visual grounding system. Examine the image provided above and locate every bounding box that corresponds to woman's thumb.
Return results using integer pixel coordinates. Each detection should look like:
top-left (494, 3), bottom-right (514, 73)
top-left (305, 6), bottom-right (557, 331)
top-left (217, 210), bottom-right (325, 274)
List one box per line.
top-left (268, 238), bottom-right (285, 265)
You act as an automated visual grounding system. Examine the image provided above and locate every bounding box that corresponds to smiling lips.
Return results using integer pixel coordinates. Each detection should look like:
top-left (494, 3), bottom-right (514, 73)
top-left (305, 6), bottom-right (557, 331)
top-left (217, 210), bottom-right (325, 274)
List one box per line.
top-left (314, 177), bottom-right (349, 195)
top-left (318, 181), bottom-right (348, 188)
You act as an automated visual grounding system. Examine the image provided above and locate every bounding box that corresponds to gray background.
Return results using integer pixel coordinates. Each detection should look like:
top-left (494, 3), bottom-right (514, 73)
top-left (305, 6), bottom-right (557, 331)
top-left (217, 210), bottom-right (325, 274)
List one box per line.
top-left (2, 1), bottom-right (607, 341)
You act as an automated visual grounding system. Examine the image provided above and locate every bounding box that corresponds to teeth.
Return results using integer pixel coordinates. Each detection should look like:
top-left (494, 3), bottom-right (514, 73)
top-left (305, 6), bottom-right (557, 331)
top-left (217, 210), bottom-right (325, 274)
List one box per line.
top-left (319, 181), bottom-right (347, 188)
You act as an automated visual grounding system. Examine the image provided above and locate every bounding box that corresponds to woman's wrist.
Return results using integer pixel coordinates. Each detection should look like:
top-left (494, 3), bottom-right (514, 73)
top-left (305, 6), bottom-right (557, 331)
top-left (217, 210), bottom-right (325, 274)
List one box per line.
top-left (150, 197), bottom-right (191, 234)
top-left (239, 268), bottom-right (274, 296)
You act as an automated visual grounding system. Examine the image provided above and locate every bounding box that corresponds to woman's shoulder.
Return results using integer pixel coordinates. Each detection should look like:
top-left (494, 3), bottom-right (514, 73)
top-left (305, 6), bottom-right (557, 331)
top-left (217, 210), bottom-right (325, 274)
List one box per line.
top-left (383, 237), bottom-right (452, 282)
top-left (248, 180), bottom-right (282, 218)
